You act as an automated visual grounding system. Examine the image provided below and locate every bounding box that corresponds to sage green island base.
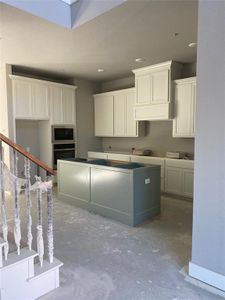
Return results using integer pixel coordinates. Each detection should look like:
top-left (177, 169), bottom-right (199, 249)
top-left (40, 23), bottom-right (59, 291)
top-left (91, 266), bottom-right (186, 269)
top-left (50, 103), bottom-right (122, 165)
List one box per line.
top-left (57, 159), bottom-right (160, 226)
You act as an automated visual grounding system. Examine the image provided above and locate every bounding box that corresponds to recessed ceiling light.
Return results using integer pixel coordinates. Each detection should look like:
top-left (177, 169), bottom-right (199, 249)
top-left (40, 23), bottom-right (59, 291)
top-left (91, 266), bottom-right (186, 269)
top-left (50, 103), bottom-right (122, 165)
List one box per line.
top-left (135, 58), bottom-right (145, 63)
top-left (188, 42), bottom-right (197, 48)
top-left (97, 68), bottom-right (104, 73)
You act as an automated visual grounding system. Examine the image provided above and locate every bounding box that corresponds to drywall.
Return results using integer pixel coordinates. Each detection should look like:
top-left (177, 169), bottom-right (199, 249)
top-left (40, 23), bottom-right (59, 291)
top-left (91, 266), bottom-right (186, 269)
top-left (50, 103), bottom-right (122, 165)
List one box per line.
top-left (101, 76), bottom-right (134, 93)
top-left (72, 78), bottom-right (102, 158)
top-left (190, 0), bottom-right (225, 286)
top-left (102, 121), bottom-right (194, 158)
top-left (100, 63), bottom-right (196, 157)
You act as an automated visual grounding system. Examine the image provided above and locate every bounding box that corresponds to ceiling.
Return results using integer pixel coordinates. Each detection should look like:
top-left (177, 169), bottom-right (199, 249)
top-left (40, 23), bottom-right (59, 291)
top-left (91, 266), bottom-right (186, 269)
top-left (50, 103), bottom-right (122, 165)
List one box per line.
top-left (0, 0), bottom-right (198, 82)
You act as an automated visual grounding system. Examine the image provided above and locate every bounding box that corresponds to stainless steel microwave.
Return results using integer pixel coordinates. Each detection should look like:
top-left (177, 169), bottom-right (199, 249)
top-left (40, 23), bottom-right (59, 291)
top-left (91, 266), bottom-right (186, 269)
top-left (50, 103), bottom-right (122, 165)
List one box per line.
top-left (52, 126), bottom-right (75, 143)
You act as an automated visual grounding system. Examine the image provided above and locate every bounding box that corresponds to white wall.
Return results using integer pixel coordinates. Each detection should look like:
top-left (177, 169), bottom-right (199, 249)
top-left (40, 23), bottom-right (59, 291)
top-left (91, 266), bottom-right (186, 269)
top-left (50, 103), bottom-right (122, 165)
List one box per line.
top-left (189, 0), bottom-right (225, 288)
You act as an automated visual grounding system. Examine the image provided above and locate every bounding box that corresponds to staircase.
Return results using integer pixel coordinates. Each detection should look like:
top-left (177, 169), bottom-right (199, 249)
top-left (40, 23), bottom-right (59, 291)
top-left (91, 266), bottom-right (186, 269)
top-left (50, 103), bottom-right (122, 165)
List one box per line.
top-left (0, 133), bottom-right (63, 300)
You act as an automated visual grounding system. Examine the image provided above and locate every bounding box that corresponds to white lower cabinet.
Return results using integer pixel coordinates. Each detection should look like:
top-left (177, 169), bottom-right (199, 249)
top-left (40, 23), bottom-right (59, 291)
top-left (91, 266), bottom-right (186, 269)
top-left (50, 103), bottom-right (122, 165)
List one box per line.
top-left (88, 151), bottom-right (108, 159)
top-left (87, 152), bottom-right (194, 198)
top-left (107, 153), bottom-right (130, 161)
top-left (165, 159), bottom-right (194, 197)
top-left (165, 167), bottom-right (183, 195)
top-left (88, 151), bottom-right (130, 161)
top-left (182, 168), bottom-right (194, 197)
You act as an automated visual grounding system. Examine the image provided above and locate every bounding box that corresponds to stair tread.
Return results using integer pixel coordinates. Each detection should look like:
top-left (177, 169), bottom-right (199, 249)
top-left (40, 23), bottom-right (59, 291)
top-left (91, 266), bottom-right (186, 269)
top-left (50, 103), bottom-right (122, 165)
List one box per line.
top-left (29, 257), bottom-right (63, 281)
top-left (1, 248), bottom-right (38, 269)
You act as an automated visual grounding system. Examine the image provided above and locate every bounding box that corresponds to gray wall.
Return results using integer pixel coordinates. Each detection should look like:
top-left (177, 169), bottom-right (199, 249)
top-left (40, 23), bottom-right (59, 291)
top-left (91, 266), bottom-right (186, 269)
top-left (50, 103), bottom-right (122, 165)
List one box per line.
top-left (100, 63), bottom-right (196, 157)
top-left (73, 78), bottom-right (102, 158)
top-left (16, 120), bottom-right (40, 180)
top-left (103, 121), bottom-right (194, 158)
top-left (191, 0), bottom-right (225, 276)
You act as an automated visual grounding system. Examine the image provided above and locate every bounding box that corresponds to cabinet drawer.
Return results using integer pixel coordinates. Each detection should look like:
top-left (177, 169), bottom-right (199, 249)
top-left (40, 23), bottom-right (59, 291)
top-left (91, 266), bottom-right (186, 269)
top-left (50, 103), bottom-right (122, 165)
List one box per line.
top-left (165, 159), bottom-right (194, 169)
top-left (88, 152), bottom-right (108, 159)
top-left (107, 153), bottom-right (130, 162)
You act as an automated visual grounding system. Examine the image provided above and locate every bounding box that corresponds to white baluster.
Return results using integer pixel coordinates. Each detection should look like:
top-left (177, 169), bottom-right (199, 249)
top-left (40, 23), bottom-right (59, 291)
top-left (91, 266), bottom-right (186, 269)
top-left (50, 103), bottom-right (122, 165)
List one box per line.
top-left (24, 156), bottom-right (32, 251)
top-left (0, 142), bottom-right (9, 260)
top-left (36, 177), bottom-right (44, 267)
top-left (46, 174), bottom-right (54, 263)
top-left (13, 150), bottom-right (21, 255)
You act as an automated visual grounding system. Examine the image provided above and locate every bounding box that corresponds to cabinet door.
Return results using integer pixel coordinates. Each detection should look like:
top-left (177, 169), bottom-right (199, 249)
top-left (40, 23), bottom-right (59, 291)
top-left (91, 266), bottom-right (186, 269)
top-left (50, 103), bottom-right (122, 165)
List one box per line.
top-left (126, 92), bottom-right (137, 136)
top-left (114, 94), bottom-right (126, 136)
top-left (165, 167), bottom-right (182, 195)
top-left (13, 80), bottom-right (32, 118)
top-left (182, 168), bottom-right (194, 197)
top-left (62, 87), bottom-right (75, 124)
top-left (94, 95), bottom-right (113, 136)
top-left (135, 74), bottom-right (151, 105)
top-left (32, 83), bottom-right (49, 119)
top-left (50, 86), bottom-right (63, 124)
top-left (173, 83), bottom-right (193, 137)
top-left (151, 70), bottom-right (169, 104)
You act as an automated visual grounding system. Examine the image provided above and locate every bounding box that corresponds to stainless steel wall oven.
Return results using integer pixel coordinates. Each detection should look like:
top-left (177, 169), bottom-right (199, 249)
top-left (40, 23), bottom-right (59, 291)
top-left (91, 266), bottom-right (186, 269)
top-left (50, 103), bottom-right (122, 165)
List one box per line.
top-left (52, 126), bottom-right (76, 169)
top-left (53, 143), bottom-right (75, 169)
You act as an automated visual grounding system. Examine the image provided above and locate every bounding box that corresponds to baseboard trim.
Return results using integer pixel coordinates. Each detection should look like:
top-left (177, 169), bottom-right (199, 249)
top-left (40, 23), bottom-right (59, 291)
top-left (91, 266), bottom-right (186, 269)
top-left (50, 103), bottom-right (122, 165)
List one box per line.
top-left (189, 262), bottom-right (225, 291)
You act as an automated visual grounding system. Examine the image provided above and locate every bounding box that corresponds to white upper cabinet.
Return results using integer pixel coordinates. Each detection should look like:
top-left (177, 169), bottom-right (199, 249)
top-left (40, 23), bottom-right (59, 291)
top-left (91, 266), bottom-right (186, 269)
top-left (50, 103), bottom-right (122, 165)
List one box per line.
top-left (133, 61), bottom-right (182, 121)
top-left (135, 74), bottom-right (151, 105)
top-left (11, 77), bottom-right (49, 120)
top-left (113, 93), bottom-right (126, 136)
top-left (10, 75), bottom-right (76, 124)
top-left (50, 86), bottom-right (76, 125)
top-left (50, 86), bottom-right (62, 124)
top-left (173, 77), bottom-right (196, 138)
top-left (94, 88), bottom-right (144, 137)
top-left (32, 83), bottom-right (49, 119)
top-left (151, 70), bottom-right (169, 104)
top-left (62, 87), bottom-right (75, 125)
top-left (12, 79), bottom-right (31, 119)
top-left (165, 159), bottom-right (194, 197)
top-left (126, 91), bottom-right (138, 136)
top-left (94, 94), bottom-right (114, 137)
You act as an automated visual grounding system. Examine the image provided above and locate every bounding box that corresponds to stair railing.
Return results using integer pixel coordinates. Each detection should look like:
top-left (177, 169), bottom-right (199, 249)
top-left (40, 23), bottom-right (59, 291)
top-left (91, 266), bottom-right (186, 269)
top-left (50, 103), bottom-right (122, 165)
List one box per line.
top-left (0, 133), bottom-right (56, 266)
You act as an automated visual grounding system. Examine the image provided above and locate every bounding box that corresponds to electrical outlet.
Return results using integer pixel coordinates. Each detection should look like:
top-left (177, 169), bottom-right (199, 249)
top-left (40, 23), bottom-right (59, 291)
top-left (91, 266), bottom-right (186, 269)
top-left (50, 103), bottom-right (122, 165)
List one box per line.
top-left (145, 178), bottom-right (150, 184)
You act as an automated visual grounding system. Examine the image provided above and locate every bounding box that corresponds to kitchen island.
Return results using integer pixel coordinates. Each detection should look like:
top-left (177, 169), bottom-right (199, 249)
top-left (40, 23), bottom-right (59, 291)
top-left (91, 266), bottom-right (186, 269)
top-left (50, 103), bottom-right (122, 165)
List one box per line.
top-left (57, 159), bottom-right (160, 226)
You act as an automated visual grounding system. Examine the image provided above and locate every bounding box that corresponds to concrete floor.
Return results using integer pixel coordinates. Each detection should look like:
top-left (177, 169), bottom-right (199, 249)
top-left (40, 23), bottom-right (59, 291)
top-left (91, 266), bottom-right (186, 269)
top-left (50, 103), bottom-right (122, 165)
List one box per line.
top-left (5, 190), bottom-right (222, 300)
top-left (38, 192), bottom-right (222, 300)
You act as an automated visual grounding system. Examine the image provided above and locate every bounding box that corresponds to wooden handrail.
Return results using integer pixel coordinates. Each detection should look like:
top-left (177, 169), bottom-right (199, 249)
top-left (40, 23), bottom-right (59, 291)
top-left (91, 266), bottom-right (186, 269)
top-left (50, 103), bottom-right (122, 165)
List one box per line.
top-left (0, 133), bottom-right (56, 176)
